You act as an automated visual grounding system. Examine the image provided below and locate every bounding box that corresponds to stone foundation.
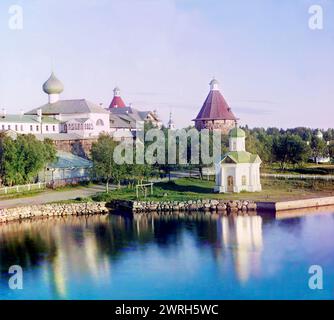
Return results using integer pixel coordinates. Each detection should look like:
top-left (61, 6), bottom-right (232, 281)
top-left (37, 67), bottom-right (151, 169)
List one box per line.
top-left (0, 202), bottom-right (109, 224)
top-left (112, 199), bottom-right (257, 214)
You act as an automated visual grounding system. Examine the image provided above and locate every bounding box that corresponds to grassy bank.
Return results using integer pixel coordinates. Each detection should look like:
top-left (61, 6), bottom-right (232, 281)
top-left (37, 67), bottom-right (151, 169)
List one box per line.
top-left (262, 164), bottom-right (334, 175)
top-left (90, 177), bottom-right (334, 203)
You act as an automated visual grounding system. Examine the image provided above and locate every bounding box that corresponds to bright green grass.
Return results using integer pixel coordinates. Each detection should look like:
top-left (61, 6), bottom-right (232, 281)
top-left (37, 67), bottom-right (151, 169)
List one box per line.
top-left (91, 177), bottom-right (334, 203)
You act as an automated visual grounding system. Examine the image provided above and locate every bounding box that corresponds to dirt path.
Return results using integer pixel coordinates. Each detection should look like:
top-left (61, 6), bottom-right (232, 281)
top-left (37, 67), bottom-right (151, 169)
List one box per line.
top-left (0, 185), bottom-right (106, 209)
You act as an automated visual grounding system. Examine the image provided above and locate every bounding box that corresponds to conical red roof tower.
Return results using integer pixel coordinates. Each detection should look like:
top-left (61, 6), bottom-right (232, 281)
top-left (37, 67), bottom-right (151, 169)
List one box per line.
top-left (193, 79), bottom-right (238, 133)
top-left (109, 87), bottom-right (126, 109)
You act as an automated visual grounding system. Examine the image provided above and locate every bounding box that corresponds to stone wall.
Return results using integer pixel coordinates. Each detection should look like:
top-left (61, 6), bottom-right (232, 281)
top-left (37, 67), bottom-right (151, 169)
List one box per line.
top-left (194, 119), bottom-right (237, 134)
top-left (0, 202), bottom-right (109, 224)
top-left (52, 138), bottom-right (97, 158)
top-left (112, 199), bottom-right (257, 214)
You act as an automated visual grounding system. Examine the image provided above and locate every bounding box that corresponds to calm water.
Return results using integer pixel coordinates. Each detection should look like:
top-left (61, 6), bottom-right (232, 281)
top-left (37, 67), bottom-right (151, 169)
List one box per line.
top-left (1, 208), bottom-right (334, 300)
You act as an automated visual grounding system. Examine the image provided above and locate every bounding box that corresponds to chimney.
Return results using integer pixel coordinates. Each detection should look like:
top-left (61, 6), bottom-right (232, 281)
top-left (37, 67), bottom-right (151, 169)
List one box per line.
top-left (37, 108), bottom-right (42, 123)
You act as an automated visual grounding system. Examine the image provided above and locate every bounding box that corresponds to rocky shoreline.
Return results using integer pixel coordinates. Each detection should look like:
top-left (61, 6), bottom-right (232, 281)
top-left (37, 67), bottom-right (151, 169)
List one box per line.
top-left (112, 199), bottom-right (257, 214)
top-left (0, 202), bottom-right (110, 224)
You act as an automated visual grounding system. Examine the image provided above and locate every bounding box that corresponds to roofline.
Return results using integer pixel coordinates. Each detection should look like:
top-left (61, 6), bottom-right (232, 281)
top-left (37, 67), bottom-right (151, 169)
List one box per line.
top-left (192, 117), bottom-right (239, 121)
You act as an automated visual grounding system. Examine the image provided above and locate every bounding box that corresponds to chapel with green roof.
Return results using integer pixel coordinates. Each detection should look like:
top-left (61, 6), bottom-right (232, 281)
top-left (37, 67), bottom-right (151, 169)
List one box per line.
top-left (214, 127), bottom-right (262, 193)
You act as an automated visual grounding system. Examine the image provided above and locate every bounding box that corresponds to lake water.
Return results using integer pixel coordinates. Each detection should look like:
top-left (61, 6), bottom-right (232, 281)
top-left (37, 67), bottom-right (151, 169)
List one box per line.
top-left (1, 208), bottom-right (334, 300)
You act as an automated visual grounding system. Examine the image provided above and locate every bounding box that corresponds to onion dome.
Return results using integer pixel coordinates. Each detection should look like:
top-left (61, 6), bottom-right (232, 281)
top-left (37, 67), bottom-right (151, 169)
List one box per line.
top-left (43, 72), bottom-right (64, 95)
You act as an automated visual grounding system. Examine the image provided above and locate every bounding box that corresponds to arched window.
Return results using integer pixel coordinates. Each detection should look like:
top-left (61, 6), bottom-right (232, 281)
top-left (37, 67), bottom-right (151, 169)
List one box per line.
top-left (96, 119), bottom-right (104, 126)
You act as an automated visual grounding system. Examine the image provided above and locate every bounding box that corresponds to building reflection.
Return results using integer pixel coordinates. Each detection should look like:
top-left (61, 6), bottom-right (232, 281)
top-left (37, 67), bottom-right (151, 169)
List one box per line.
top-left (218, 215), bottom-right (263, 282)
top-left (131, 213), bottom-right (263, 283)
top-left (0, 216), bottom-right (112, 299)
top-left (0, 212), bottom-right (264, 296)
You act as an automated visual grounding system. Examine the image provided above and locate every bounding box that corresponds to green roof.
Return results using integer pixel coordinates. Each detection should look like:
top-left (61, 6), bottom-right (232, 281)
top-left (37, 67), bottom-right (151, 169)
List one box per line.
top-left (0, 115), bottom-right (59, 124)
top-left (221, 151), bottom-right (261, 164)
top-left (41, 116), bottom-right (60, 124)
top-left (48, 151), bottom-right (92, 169)
top-left (229, 127), bottom-right (246, 138)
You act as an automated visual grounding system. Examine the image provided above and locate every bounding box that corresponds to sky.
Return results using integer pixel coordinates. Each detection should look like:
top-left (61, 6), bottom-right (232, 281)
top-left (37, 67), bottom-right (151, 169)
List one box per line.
top-left (0, 0), bottom-right (333, 129)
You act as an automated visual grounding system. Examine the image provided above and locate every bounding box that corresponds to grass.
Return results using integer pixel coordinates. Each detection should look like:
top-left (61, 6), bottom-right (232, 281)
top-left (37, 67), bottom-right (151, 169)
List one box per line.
top-left (262, 163), bottom-right (334, 175)
top-left (0, 189), bottom-right (45, 201)
top-left (91, 177), bottom-right (334, 203)
top-left (0, 181), bottom-right (96, 201)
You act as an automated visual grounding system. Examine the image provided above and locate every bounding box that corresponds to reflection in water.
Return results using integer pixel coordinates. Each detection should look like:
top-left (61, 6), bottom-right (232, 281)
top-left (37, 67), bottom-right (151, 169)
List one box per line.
top-left (219, 216), bottom-right (263, 282)
top-left (0, 213), bottom-right (263, 298)
top-left (0, 209), bottom-right (334, 299)
top-left (0, 216), bottom-right (113, 299)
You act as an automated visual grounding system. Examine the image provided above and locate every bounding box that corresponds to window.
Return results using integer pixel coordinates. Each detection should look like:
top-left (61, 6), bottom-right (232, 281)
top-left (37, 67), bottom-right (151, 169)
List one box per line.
top-left (15, 125), bottom-right (18, 131)
top-left (53, 125), bottom-right (56, 132)
top-left (30, 125), bottom-right (33, 131)
top-left (2, 125), bottom-right (4, 130)
top-left (242, 175), bottom-right (247, 186)
top-left (8, 125), bottom-right (11, 130)
top-left (20, 125), bottom-right (23, 131)
top-left (96, 119), bottom-right (104, 126)
top-left (36, 125), bottom-right (39, 131)
top-left (46, 125), bottom-right (49, 131)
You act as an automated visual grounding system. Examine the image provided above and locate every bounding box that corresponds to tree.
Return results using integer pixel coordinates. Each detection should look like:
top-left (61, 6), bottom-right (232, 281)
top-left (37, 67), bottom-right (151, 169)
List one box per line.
top-left (272, 134), bottom-right (311, 170)
top-left (310, 136), bottom-right (327, 163)
top-left (245, 130), bottom-right (273, 164)
top-left (0, 134), bottom-right (57, 186)
top-left (328, 144), bottom-right (334, 160)
top-left (91, 134), bottom-right (134, 192)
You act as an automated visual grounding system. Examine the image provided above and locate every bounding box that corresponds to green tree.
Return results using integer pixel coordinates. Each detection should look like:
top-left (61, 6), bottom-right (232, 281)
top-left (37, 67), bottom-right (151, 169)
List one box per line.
top-left (91, 134), bottom-right (130, 192)
top-left (245, 130), bottom-right (273, 164)
top-left (328, 144), bottom-right (334, 160)
top-left (272, 134), bottom-right (311, 170)
top-left (310, 136), bottom-right (327, 163)
top-left (0, 134), bottom-right (56, 186)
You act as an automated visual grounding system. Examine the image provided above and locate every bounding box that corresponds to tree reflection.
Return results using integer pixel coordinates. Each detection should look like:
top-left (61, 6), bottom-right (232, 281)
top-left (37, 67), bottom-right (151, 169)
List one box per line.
top-left (0, 212), bottom-right (265, 296)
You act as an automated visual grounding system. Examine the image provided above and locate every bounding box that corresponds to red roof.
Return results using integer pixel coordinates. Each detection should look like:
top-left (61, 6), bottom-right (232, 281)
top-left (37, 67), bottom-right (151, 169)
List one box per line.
top-left (194, 90), bottom-right (237, 121)
top-left (109, 96), bottom-right (126, 109)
